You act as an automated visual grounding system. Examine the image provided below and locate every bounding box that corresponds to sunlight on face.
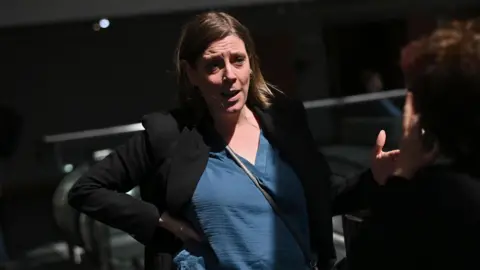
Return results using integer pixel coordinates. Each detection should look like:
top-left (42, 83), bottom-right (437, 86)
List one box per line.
top-left (187, 35), bottom-right (251, 115)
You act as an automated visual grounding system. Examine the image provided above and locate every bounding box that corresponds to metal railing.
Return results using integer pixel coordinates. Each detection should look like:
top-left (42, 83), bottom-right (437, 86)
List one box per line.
top-left (43, 88), bottom-right (406, 143)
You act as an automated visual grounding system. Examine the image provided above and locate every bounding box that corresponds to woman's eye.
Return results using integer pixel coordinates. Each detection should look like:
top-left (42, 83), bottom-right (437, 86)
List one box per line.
top-left (234, 57), bottom-right (245, 65)
top-left (206, 62), bottom-right (220, 73)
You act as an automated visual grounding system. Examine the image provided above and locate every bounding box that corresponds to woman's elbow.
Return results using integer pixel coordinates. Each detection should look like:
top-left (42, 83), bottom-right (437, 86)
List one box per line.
top-left (67, 177), bottom-right (94, 211)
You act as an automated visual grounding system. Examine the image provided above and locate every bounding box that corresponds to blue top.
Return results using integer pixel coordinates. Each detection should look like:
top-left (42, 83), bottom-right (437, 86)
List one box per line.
top-left (173, 130), bottom-right (310, 270)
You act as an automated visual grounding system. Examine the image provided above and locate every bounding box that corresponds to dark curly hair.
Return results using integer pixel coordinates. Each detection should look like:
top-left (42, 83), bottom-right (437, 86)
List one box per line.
top-left (401, 19), bottom-right (480, 161)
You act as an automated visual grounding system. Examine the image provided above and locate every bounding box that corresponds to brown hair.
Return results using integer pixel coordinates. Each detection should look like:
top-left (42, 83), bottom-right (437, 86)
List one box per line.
top-left (401, 19), bottom-right (480, 160)
top-left (174, 11), bottom-right (277, 114)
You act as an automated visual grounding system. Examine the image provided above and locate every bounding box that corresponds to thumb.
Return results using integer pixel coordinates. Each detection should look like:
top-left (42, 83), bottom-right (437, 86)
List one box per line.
top-left (374, 130), bottom-right (386, 155)
top-left (182, 225), bottom-right (202, 242)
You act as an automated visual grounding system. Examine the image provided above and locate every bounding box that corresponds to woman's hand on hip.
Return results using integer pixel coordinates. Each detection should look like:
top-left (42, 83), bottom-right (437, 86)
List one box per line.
top-left (158, 212), bottom-right (202, 242)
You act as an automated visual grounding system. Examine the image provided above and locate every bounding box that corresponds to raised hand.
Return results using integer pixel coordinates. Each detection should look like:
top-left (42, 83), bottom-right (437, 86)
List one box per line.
top-left (393, 92), bottom-right (438, 179)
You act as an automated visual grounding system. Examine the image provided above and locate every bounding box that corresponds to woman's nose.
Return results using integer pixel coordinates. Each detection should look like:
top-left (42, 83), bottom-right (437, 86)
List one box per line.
top-left (223, 63), bottom-right (236, 82)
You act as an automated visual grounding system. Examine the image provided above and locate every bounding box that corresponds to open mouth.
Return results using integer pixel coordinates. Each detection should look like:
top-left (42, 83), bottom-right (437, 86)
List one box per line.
top-left (221, 90), bottom-right (241, 98)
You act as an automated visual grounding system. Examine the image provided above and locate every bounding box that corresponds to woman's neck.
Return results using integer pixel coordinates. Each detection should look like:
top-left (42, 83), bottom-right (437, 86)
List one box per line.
top-left (210, 106), bottom-right (257, 142)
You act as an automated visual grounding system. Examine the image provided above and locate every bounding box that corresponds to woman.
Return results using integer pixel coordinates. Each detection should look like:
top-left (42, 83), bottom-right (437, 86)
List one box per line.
top-left (68, 11), bottom-right (398, 270)
top-left (349, 19), bottom-right (480, 270)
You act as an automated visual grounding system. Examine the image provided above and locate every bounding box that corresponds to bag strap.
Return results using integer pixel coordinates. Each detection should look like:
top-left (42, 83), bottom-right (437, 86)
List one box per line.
top-left (225, 145), bottom-right (317, 269)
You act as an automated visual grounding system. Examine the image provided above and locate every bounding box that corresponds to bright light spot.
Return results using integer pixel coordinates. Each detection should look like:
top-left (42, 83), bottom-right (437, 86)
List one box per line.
top-left (63, 164), bottom-right (74, 173)
top-left (99, 18), bottom-right (110, 29)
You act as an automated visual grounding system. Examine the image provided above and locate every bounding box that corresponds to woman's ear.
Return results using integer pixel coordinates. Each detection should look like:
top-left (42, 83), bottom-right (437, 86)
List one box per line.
top-left (182, 60), bottom-right (198, 87)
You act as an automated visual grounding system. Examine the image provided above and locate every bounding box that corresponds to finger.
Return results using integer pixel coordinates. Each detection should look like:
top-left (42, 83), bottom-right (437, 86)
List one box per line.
top-left (403, 92), bottom-right (414, 133)
top-left (383, 149), bottom-right (400, 158)
top-left (409, 113), bottom-right (421, 136)
top-left (404, 112), bottom-right (421, 140)
top-left (176, 223), bottom-right (201, 242)
top-left (183, 227), bottom-right (202, 242)
top-left (374, 130), bottom-right (386, 155)
top-left (176, 225), bottom-right (191, 242)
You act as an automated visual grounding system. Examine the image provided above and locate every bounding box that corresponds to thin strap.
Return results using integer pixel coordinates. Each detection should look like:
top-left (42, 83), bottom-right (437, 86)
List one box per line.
top-left (225, 145), bottom-right (317, 269)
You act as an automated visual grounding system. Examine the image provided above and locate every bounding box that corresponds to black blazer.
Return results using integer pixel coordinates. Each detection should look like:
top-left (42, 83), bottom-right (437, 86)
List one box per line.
top-left (349, 161), bottom-right (480, 270)
top-left (68, 96), bottom-right (377, 270)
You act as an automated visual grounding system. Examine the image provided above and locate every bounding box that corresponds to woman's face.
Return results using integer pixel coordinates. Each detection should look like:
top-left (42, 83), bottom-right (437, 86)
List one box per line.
top-left (186, 35), bottom-right (251, 115)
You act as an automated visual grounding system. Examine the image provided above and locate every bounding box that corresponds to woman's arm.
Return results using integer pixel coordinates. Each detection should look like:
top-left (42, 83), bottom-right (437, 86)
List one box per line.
top-left (68, 131), bottom-right (161, 246)
top-left (330, 170), bottom-right (379, 215)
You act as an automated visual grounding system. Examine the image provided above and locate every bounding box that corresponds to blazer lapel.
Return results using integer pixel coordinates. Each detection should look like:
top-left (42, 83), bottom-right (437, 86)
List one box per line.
top-left (253, 105), bottom-right (300, 162)
top-left (254, 102), bottom-right (333, 206)
top-left (165, 127), bottom-right (209, 215)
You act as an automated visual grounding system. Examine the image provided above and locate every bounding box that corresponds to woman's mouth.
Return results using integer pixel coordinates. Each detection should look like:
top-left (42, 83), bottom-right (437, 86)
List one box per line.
top-left (221, 90), bottom-right (241, 99)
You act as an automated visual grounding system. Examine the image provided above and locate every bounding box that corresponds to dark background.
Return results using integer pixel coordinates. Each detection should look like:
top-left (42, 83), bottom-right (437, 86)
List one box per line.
top-left (0, 0), bottom-right (479, 263)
